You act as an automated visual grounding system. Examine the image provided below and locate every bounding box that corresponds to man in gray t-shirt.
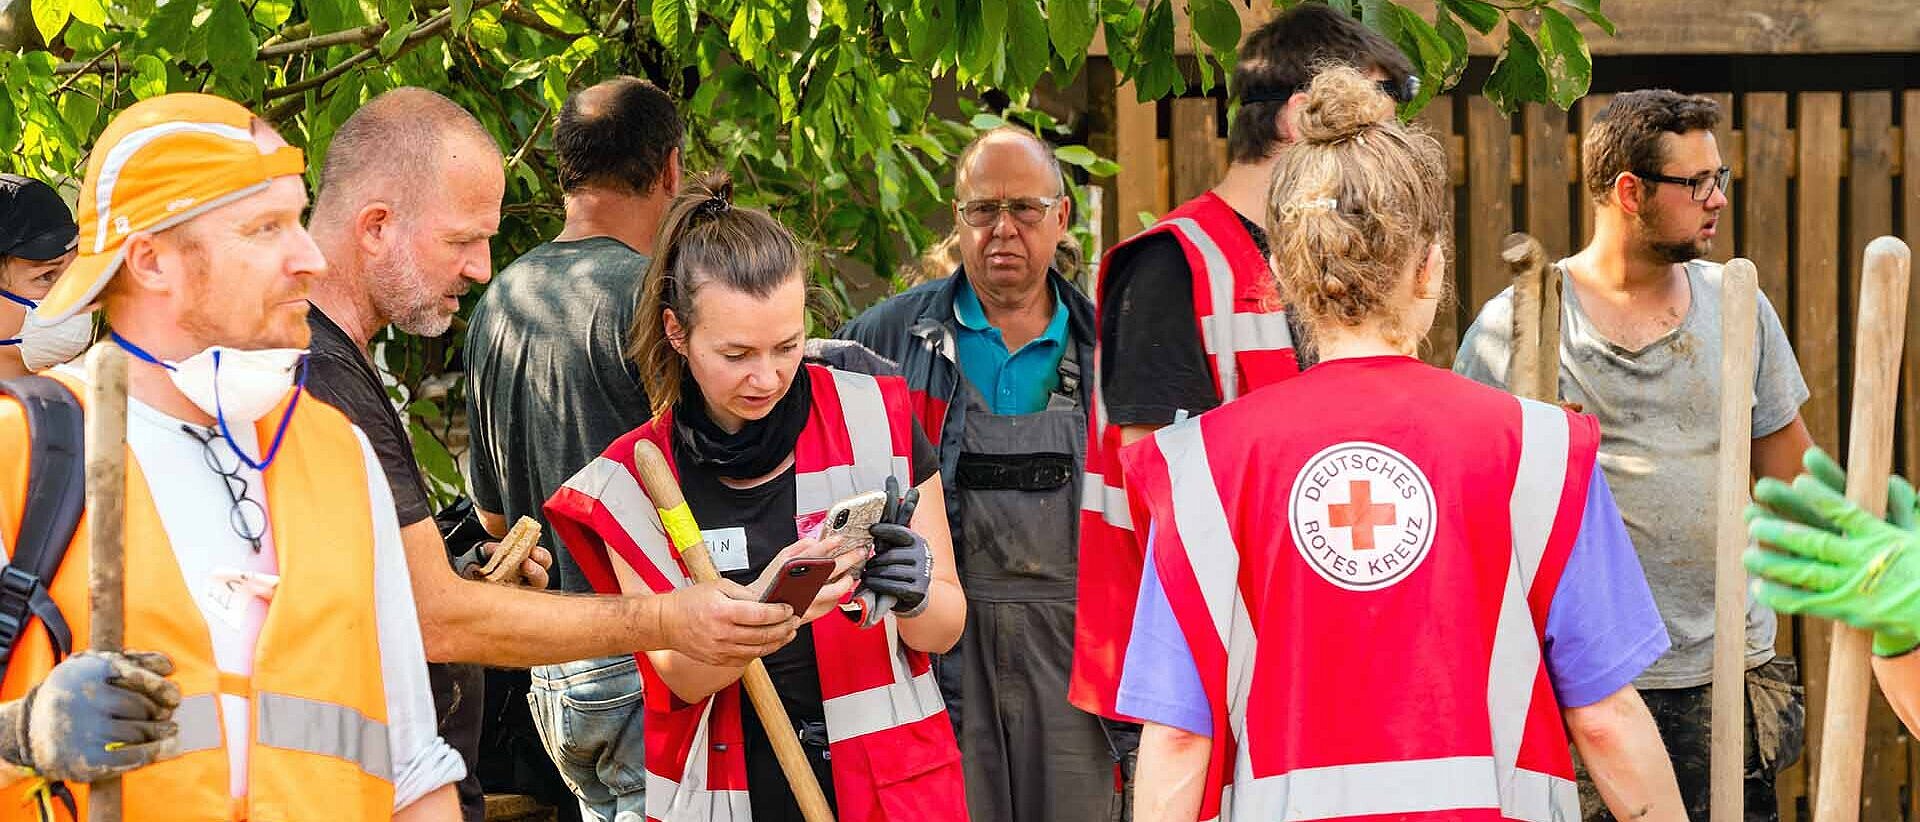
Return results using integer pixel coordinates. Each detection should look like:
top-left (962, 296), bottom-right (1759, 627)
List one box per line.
top-left (1458, 260), bottom-right (1806, 684)
top-left (1455, 90), bottom-right (1812, 822)
top-left (463, 77), bottom-right (682, 822)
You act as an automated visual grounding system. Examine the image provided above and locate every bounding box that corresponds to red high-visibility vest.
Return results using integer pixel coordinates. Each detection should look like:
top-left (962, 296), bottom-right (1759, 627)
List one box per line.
top-left (1071, 192), bottom-right (1301, 718)
top-left (1121, 357), bottom-right (1594, 821)
top-left (545, 364), bottom-right (968, 822)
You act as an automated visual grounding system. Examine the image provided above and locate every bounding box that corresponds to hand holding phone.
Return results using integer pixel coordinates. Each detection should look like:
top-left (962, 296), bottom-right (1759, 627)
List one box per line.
top-left (822, 490), bottom-right (889, 564)
top-left (759, 557), bottom-right (838, 613)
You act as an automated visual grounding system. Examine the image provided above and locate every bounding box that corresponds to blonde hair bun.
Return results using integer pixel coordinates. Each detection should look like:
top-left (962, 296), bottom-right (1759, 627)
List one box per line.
top-left (1293, 66), bottom-right (1398, 146)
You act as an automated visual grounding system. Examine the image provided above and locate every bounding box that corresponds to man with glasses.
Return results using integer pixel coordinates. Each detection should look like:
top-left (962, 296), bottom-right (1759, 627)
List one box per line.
top-left (1455, 89), bottom-right (1812, 821)
top-left (838, 127), bottom-right (1114, 821)
top-left (0, 92), bottom-right (466, 820)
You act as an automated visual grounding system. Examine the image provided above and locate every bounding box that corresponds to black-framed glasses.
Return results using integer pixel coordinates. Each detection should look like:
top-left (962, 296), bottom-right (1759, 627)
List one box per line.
top-left (183, 425), bottom-right (268, 553)
top-left (956, 196), bottom-right (1061, 228)
top-left (1632, 166), bottom-right (1731, 203)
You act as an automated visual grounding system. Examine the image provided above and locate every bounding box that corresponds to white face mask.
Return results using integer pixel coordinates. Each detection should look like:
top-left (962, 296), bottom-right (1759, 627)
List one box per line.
top-left (166, 347), bottom-right (306, 425)
top-left (1, 289), bottom-right (94, 371)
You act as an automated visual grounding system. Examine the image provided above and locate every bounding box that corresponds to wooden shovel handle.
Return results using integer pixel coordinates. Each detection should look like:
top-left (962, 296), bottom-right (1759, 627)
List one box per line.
top-left (631, 440), bottom-right (836, 822)
top-left (1814, 236), bottom-right (1912, 822)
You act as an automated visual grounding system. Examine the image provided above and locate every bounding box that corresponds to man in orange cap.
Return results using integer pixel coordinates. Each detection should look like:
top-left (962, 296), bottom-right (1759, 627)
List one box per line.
top-left (0, 92), bottom-right (464, 820)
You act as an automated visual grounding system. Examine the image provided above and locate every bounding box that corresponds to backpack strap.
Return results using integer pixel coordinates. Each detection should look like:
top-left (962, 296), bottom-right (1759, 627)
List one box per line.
top-left (0, 376), bottom-right (84, 678)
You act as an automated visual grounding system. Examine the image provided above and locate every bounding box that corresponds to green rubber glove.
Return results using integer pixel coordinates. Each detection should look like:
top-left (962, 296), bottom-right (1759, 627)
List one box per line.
top-left (1745, 449), bottom-right (1920, 657)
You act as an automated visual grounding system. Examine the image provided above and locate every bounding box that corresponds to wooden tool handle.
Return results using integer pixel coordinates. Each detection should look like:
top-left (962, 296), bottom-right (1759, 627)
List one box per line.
top-left (1711, 259), bottom-right (1760, 822)
top-left (1814, 236), bottom-right (1912, 822)
top-left (631, 440), bottom-right (836, 822)
top-left (1503, 232), bottom-right (1559, 402)
top-left (85, 342), bottom-right (129, 822)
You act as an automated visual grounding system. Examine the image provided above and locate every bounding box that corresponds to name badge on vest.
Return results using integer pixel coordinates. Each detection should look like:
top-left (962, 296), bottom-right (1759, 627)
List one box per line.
top-left (704, 527), bottom-right (750, 573)
top-left (201, 568), bottom-right (280, 630)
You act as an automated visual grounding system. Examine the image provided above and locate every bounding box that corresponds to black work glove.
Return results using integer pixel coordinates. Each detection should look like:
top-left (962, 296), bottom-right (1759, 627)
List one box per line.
top-left (851, 475), bottom-right (934, 628)
top-left (0, 650), bottom-right (183, 783)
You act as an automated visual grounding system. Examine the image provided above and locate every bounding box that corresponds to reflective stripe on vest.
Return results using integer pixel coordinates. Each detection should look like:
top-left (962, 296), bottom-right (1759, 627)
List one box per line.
top-left (1199, 311), bottom-right (1295, 359)
top-left (1220, 755), bottom-right (1575, 821)
top-left (174, 693), bottom-right (223, 754)
top-left (562, 456), bottom-right (688, 588)
top-left (1078, 472), bottom-right (1133, 531)
top-left (257, 691), bottom-right (393, 780)
top-left (795, 370), bottom-right (912, 516)
top-left (1161, 398), bottom-right (1580, 822)
top-left (1156, 421), bottom-right (1258, 750)
top-left (646, 700), bottom-right (752, 822)
top-left (168, 691), bottom-right (394, 779)
top-left (822, 666), bottom-right (944, 744)
top-left (1162, 217), bottom-right (1243, 401)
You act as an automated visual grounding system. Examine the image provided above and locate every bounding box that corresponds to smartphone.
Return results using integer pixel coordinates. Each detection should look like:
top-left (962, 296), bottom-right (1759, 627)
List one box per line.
top-left (760, 557), bottom-right (837, 612)
top-left (822, 490), bottom-right (889, 560)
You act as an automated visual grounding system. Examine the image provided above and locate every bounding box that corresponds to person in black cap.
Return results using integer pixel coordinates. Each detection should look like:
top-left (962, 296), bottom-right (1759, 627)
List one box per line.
top-left (0, 174), bottom-right (87, 378)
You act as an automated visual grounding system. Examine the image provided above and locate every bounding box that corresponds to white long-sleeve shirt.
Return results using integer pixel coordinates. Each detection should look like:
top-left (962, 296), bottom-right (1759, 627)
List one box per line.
top-left (112, 393), bottom-right (465, 809)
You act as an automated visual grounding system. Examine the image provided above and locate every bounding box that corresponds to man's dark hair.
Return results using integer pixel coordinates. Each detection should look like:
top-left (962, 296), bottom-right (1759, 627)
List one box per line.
top-left (1581, 90), bottom-right (1721, 204)
top-left (1227, 3), bottom-right (1414, 164)
top-left (555, 77), bottom-right (684, 194)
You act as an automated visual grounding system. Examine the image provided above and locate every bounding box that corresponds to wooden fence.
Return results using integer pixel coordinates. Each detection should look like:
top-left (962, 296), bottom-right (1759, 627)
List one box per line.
top-left (1093, 87), bottom-right (1920, 817)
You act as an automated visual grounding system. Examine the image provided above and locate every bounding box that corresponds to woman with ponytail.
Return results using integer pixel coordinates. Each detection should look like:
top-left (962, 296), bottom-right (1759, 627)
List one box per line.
top-left (1115, 68), bottom-right (1684, 821)
top-left (544, 172), bottom-right (968, 821)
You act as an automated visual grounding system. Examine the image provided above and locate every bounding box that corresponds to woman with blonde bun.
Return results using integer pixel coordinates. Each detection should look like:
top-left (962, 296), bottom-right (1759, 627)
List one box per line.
top-left (1116, 68), bottom-right (1685, 822)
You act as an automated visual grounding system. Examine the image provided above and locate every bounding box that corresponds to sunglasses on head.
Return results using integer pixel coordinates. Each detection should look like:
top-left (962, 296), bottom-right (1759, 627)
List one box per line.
top-left (1240, 75), bottom-right (1421, 107)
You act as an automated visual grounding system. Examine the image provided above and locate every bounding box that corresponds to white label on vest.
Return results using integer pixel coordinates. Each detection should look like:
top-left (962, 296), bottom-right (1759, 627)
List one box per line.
top-left (704, 527), bottom-right (750, 573)
top-left (201, 568), bottom-right (280, 630)
top-left (1288, 442), bottom-right (1438, 592)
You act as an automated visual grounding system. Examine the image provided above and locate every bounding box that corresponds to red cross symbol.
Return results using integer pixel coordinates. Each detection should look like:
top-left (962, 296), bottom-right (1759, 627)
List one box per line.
top-left (1327, 480), bottom-right (1396, 551)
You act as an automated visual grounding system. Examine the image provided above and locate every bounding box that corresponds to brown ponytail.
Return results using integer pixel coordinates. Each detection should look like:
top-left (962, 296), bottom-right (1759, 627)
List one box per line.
top-left (1267, 66), bottom-right (1451, 355)
top-left (627, 170), bottom-right (805, 416)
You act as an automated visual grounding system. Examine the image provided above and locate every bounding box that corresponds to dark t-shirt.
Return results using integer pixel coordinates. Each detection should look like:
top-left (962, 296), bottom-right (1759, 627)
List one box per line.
top-left (1100, 212), bottom-right (1269, 425)
top-left (306, 306), bottom-right (434, 527)
top-left (465, 237), bottom-right (654, 593)
top-left (674, 383), bottom-right (938, 820)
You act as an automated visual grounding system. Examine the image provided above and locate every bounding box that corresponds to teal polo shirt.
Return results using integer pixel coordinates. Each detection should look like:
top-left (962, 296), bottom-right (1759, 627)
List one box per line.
top-left (952, 275), bottom-right (1071, 415)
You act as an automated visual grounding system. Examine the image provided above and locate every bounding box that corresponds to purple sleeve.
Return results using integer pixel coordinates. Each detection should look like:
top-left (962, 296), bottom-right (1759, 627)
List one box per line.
top-left (1116, 537), bottom-right (1214, 736)
top-left (1543, 465), bottom-right (1672, 708)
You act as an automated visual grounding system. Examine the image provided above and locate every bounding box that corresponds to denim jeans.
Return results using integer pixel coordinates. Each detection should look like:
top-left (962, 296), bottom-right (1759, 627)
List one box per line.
top-left (529, 655), bottom-right (648, 822)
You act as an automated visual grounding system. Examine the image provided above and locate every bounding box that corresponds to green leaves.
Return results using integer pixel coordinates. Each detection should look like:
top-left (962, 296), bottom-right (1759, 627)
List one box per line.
top-left (204, 0), bottom-right (255, 79)
top-left (1130, 0), bottom-right (1181, 101)
top-left (1005, 0), bottom-right (1049, 91)
top-left (1536, 7), bottom-right (1591, 109)
top-left (1046, 0), bottom-right (1095, 68)
top-left (1483, 19), bottom-right (1546, 115)
top-left (1186, 0), bottom-right (1238, 74)
top-left (33, 0), bottom-right (74, 43)
top-left (1559, 0), bottom-right (1616, 36)
top-left (1440, 0), bottom-right (1499, 34)
top-left (652, 0), bottom-right (696, 53)
top-left (131, 54), bottom-right (170, 98)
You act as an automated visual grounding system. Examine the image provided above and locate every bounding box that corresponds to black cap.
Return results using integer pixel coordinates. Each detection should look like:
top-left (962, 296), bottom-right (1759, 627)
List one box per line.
top-left (0, 174), bottom-right (79, 262)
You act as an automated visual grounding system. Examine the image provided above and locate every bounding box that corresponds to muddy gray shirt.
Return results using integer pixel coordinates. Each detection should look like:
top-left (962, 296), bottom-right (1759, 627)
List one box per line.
top-left (1454, 259), bottom-right (1808, 689)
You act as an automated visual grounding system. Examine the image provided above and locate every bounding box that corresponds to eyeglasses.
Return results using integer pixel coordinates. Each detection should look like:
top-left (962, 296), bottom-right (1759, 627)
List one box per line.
top-left (1632, 166), bottom-right (1731, 203)
top-left (955, 196), bottom-right (1061, 228)
top-left (183, 425), bottom-right (268, 553)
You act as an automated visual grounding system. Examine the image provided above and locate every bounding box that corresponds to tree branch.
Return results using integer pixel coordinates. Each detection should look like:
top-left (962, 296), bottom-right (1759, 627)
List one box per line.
top-left (263, 0), bottom-right (492, 122)
top-left (496, 5), bottom-right (577, 40)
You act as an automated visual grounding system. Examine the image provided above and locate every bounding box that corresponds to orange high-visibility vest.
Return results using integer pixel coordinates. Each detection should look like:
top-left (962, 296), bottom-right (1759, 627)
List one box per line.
top-left (0, 371), bottom-right (395, 822)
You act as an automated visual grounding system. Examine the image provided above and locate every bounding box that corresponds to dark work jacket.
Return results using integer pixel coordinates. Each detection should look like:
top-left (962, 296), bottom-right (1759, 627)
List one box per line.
top-left (835, 269), bottom-right (1098, 546)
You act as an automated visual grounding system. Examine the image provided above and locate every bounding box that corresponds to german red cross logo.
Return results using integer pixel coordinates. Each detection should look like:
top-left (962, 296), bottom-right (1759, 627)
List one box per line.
top-left (1288, 442), bottom-right (1438, 591)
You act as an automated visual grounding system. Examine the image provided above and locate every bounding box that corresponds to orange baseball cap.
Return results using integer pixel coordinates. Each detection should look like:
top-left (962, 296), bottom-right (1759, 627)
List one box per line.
top-left (36, 92), bottom-right (306, 322)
